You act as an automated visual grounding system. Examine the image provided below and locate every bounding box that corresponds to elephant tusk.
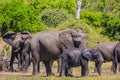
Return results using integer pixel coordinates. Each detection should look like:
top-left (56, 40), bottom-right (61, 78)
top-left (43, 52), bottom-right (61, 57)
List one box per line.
top-left (14, 47), bottom-right (21, 53)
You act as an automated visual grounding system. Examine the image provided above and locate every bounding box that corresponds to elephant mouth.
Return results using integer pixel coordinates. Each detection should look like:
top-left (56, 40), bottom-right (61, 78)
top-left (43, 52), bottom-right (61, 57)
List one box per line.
top-left (14, 47), bottom-right (21, 53)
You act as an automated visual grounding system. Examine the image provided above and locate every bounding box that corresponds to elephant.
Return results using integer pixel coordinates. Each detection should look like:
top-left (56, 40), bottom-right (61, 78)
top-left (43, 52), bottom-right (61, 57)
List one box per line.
top-left (30, 29), bottom-right (88, 76)
top-left (57, 29), bottom-right (88, 73)
top-left (59, 48), bottom-right (99, 77)
top-left (30, 31), bottom-right (61, 76)
top-left (2, 32), bottom-right (31, 71)
top-left (94, 42), bottom-right (119, 75)
top-left (0, 56), bottom-right (10, 72)
top-left (21, 36), bottom-right (33, 72)
top-left (59, 29), bottom-right (88, 51)
top-left (2, 29), bottom-right (88, 75)
top-left (112, 42), bottom-right (120, 73)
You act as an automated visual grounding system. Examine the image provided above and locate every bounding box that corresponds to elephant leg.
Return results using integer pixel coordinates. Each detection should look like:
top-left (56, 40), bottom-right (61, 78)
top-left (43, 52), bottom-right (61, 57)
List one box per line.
top-left (59, 62), bottom-right (66, 77)
top-left (112, 60), bottom-right (117, 74)
top-left (32, 59), bottom-right (39, 75)
top-left (43, 61), bottom-right (54, 76)
top-left (95, 61), bottom-right (102, 75)
top-left (38, 62), bottom-right (40, 73)
top-left (59, 57), bottom-right (69, 77)
top-left (65, 67), bottom-right (73, 77)
top-left (56, 59), bottom-right (60, 73)
top-left (49, 61), bottom-right (55, 75)
top-left (56, 58), bottom-right (63, 74)
top-left (65, 67), bottom-right (68, 77)
top-left (81, 62), bottom-right (88, 76)
top-left (67, 68), bottom-right (73, 77)
top-left (22, 55), bottom-right (30, 72)
top-left (17, 53), bottom-right (23, 71)
top-left (10, 52), bottom-right (15, 71)
top-left (118, 63), bottom-right (120, 72)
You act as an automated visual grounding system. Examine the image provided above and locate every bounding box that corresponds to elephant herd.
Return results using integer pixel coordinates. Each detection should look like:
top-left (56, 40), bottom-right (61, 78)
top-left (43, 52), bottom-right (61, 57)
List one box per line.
top-left (1, 29), bottom-right (120, 77)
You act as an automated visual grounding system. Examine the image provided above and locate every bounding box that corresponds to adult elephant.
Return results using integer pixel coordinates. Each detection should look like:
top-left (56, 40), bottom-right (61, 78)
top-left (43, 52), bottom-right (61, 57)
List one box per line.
top-left (2, 32), bottom-right (31, 71)
top-left (31, 29), bottom-right (88, 76)
top-left (94, 42), bottom-right (119, 75)
top-left (113, 42), bottom-right (120, 73)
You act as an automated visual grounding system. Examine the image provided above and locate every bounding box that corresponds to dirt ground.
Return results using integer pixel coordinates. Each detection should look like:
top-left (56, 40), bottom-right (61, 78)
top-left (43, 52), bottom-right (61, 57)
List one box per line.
top-left (0, 61), bottom-right (119, 78)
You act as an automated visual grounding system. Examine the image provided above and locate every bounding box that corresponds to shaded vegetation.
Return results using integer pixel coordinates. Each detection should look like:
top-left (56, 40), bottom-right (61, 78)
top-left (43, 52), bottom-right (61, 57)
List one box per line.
top-left (0, 0), bottom-right (120, 46)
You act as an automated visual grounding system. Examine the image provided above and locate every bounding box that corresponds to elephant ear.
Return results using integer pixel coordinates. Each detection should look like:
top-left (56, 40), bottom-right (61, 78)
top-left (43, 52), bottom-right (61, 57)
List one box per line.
top-left (59, 29), bottom-right (74, 50)
top-left (2, 32), bottom-right (16, 46)
top-left (82, 49), bottom-right (92, 61)
top-left (71, 29), bottom-right (88, 48)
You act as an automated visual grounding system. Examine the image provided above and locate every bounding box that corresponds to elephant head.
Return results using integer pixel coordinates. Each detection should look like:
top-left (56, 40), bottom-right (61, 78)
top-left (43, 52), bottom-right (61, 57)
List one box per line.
top-left (59, 29), bottom-right (88, 52)
top-left (82, 48), bottom-right (101, 75)
top-left (2, 32), bottom-right (31, 53)
top-left (82, 49), bottom-right (99, 61)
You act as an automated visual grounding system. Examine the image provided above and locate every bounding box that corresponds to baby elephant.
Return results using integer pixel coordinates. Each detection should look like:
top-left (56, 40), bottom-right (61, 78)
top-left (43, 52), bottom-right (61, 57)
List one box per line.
top-left (0, 56), bottom-right (9, 72)
top-left (59, 48), bottom-right (99, 77)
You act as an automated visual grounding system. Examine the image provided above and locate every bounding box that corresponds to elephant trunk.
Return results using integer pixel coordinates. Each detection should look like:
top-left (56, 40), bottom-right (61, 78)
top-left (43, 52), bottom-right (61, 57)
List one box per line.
top-left (14, 47), bottom-right (21, 53)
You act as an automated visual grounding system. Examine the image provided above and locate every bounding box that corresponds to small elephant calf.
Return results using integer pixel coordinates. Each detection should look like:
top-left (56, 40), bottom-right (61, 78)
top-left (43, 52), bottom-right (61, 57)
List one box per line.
top-left (59, 48), bottom-right (99, 77)
top-left (0, 56), bottom-right (9, 72)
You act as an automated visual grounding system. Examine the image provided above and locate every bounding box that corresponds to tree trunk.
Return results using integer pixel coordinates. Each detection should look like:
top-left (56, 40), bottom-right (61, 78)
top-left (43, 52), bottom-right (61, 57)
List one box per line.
top-left (76, 0), bottom-right (82, 19)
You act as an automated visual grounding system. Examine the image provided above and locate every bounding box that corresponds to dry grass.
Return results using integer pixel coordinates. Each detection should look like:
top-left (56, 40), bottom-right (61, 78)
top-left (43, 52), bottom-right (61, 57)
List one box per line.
top-left (0, 61), bottom-right (120, 80)
top-left (0, 38), bottom-right (120, 80)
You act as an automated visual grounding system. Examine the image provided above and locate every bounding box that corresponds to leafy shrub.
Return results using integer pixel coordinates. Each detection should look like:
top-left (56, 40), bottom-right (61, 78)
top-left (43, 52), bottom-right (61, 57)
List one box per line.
top-left (57, 18), bottom-right (110, 48)
top-left (102, 12), bottom-right (120, 40)
top-left (40, 9), bottom-right (70, 27)
top-left (0, 0), bottom-right (45, 35)
top-left (36, 0), bottom-right (76, 14)
top-left (80, 10), bottom-right (102, 27)
top-left (0, 45), bottom-right (10, 57)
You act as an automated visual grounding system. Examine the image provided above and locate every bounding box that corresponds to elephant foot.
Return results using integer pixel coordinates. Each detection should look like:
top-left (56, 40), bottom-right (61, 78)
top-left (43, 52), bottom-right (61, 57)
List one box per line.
top-left (32, 73), bottom-right (40, 77)
top-left (47, 72), bottom-right (55, 76)
top-left (21, 69), bottom-right (27, 73)
top-left (66, 74), bottom-right (73, 77)
top-left (33, 73), bottom-right (38, 76)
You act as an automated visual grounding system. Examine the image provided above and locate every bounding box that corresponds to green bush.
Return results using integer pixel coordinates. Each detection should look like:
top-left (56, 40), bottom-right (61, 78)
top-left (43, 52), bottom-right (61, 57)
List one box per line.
top-left (80, 10), bottom-right (102, 27)
top-left (102, 12), bottom-right (120, 40)
top-left (57, 18), bottom-right (110, 48)
top-left (0, 0), bottom-right (45, 35)
top-left (40, 9), bottom-right (70, 27)
top-left (36, 0), bottom-right (76, 14)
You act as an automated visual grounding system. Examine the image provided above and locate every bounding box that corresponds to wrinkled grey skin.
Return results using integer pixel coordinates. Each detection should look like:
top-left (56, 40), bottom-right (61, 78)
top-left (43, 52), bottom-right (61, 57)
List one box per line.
top-left (2, 32), bottom-right (31, 71)
top-left (58, 29), bottom-right (88, 73)
top-left (20, 36), bottom-right (32, 72)
top-left (2, 29), bottom-right (88, 75)
top-left (59, 48), bottom-right (99, 77)
top-left (112, 42), bottom-right (120, 73)
top-left (31, 29), bottom-right (88, 76)
top-left (59, 29), bottom-right (88, 51)
top-left (31, 31), bottom-right (61, 76)
top-left (94, 42), bottom-right (119, 75)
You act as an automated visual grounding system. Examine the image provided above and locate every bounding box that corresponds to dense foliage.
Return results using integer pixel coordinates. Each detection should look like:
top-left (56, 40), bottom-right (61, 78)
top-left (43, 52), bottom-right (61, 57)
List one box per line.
top-left (0, 0), bottom-right (120, 45)
top-left (40, 9), bottom-right (70, 27)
